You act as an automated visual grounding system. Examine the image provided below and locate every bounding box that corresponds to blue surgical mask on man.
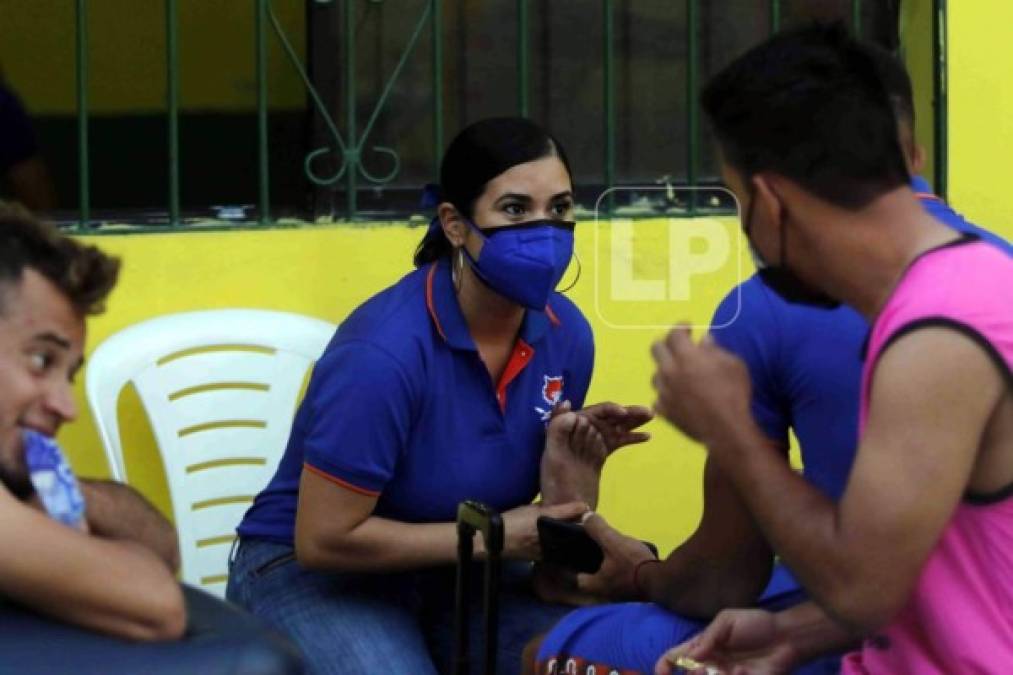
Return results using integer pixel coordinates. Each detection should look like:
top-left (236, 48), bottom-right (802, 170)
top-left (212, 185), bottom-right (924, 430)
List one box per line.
top-left (462, 219), bottom-right (575, 310)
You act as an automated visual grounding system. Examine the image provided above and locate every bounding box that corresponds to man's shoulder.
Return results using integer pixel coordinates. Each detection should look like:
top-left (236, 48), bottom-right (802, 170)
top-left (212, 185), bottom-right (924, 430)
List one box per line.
top-left (711, 275), bottom-right (868, 366)
top-left (711, 275), bottom-right (787, 342)
top-left (877, 242), bottom-right (1013, 358)
top-left (921, 197), bottom-right (1012, 255)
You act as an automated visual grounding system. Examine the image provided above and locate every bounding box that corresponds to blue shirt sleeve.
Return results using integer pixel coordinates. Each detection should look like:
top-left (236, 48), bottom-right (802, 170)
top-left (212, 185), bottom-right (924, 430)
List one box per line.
top-left (709, 279), bottom-right (790, 446)
top-left (302, 340), bottom-right (417, 495)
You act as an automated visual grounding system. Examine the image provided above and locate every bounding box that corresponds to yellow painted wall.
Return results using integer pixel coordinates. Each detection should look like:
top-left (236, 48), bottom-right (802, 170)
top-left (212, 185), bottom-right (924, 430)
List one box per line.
top-left (44, 0), bottom-right (1013, 560)
top-left (62, 219), bottom-right (749, 554)
top-left (900, 0), bottom-right (936, 192)
top-left (0, 0), bottom-right (306, 114)
top-left (947, 2), bottom-right (1013, 239)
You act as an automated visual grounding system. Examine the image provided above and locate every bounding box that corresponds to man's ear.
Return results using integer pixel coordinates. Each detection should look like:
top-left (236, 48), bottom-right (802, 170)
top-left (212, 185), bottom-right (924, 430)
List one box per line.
top-left (438, 203), bottom-right (466, 247)
top-left (751, 173), bottom-right (784, 228)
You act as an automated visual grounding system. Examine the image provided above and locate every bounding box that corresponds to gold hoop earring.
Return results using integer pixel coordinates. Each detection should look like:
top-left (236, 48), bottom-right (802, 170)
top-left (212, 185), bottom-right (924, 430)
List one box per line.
top-left (558, 251), bottom-right (582, 293)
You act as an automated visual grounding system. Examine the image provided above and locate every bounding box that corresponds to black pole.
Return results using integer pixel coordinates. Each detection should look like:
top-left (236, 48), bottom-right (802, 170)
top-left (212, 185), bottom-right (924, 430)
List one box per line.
top-left (454, 520), bottom-right (473, 675)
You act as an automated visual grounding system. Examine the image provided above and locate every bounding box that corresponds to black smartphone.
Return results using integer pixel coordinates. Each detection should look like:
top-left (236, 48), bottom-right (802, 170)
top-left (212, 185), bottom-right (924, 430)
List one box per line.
top-left (537, 516), bottom-right (605, 574)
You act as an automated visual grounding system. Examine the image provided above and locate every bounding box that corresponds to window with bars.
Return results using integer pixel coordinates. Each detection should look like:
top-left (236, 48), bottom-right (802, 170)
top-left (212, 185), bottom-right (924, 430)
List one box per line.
top-left (0, 0), bottom-right (920, 228)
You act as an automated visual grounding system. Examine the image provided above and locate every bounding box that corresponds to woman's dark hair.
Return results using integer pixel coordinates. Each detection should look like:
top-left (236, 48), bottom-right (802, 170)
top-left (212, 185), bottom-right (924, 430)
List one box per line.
top-left (413, 117), bottom-right (573, 267)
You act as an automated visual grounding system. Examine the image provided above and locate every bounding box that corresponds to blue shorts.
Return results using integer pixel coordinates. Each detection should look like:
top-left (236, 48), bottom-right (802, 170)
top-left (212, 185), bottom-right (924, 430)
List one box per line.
top-left (535, 565), bottom-right (842, 674)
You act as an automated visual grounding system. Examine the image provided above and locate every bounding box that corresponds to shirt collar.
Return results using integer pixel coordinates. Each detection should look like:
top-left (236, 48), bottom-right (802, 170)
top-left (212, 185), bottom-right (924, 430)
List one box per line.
top-left (910, 175), bottom-right (933, 195)
top-left (424, 257), bottom-right (562, 351)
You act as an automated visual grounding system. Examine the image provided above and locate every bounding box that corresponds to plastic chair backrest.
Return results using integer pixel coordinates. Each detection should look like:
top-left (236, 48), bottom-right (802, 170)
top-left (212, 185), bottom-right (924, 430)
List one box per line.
top-left (85, 309), bottom-right (335, 597)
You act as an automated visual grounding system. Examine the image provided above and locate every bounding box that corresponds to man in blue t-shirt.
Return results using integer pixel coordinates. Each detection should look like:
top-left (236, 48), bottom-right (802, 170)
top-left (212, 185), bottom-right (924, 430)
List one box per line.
top-left (528, 47), bottom-right (1012, 675)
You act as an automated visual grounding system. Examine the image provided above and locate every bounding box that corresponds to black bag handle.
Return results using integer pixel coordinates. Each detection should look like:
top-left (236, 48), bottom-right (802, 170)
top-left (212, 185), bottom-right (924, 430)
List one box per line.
top-left (454, 500), bottom-right (504, 675)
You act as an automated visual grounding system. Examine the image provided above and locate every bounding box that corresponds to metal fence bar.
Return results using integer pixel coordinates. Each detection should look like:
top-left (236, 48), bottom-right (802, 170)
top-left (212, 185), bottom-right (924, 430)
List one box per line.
top-left (76, 0), bottom-right (90, 226)
top-left (602, 0), bottom-right (615, 215)
top-left (64, 1), bottom-right (912, 225)
top-left (933, 0), bottom-right (947, 200)
top-left (166, 0), bottom-right (180, 225)
top-left (686, 0), bottom-right (699, 214)
top-left (256, 0), bottom-right (270, 224)
top-left (355, 5), bottom-right (431, 160)
top-left (432, 0), bottom-right (443, 177)
top-left (269, 2), bottom-right (347, 190)
top-left (517, 0), bottom-right (529, 116)
top-left (345, 0), bottom-right (357, 220)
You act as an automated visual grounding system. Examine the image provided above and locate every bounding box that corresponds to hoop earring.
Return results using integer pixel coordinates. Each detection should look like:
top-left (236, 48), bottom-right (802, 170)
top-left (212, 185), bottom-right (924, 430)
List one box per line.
top-left (452, 247), bottom-right (464, 293)
top-left (558, 251), bottom-right (582, 293)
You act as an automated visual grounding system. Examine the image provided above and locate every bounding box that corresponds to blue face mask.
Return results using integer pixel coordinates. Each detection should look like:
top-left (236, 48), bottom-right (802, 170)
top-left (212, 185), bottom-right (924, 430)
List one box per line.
top-left (462, 219), bottom-right (575, 310)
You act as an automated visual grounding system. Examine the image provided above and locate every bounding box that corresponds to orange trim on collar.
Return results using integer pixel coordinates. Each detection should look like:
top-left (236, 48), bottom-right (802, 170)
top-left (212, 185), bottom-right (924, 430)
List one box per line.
top-left (545, 305), bottom-right (562, 327)
top-left (495, 339), bottom-right (535, 413)
top-left (915, 192), bottom-right (945, 204)
top-left (425, 264), bottom-right (448, 342)
top-left (303, 463), bottom-right (381, 497)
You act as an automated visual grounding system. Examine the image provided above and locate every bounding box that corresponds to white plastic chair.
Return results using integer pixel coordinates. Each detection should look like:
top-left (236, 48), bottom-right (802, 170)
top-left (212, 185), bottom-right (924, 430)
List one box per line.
top-left (85, 309), bottom-right (335, 597)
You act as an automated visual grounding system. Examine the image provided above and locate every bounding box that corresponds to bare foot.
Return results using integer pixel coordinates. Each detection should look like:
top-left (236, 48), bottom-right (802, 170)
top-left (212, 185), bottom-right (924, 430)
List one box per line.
top-left (541, 410), bottom-right (608, 508)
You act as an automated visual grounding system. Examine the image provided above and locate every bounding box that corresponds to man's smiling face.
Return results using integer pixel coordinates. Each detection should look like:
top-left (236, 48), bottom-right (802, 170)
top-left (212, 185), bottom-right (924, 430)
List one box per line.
top-left (0, 269), bottom-right (85, 484)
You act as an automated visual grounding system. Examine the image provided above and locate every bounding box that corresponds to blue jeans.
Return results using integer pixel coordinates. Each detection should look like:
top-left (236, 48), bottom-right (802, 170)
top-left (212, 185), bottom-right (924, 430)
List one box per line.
top-left (0, 585), bottom-right (301, 675)
top-left (227, 538), bottom-right (573, 675)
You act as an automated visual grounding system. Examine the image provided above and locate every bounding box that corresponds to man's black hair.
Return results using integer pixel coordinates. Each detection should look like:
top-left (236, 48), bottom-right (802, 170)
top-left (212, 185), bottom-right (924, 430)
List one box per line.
top-left (702, 22), bottom-right (910, 209)
top-left (865, 41), bottom-right (915, 130)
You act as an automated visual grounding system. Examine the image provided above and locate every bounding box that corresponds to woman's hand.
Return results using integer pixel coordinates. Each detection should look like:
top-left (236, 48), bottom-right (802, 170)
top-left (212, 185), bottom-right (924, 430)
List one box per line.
top-left (501, 501), bottom-right (589, 560)
top-left (654, 609), bottom-right (798, 675)
top-left (577, 401), bottom-right (654, 453)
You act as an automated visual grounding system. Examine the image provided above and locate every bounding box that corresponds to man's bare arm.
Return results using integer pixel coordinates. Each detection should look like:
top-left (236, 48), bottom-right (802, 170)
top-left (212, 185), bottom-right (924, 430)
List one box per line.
top-left (639, 455), bottom-right (774, 616)
top-left (708, 329), bottom-right (1003, 631)
top-left (79, 479), bottom-right (180, 572)
top-left (576, 454), bottom-right (773, 615)
top-left (0, 483), bottom-right (185, 640)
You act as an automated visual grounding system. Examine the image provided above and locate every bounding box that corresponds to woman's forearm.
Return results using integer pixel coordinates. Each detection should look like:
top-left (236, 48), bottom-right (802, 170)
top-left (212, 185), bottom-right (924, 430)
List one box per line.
top-left (295, 514), bottom-right (479, 572)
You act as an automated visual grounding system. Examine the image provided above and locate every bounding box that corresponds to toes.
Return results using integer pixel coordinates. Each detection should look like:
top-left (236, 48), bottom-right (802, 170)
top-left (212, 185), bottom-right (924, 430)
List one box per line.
top-left (589, 429), bottom-right (608, 463)
top-left (546, 410), bottom-right (579, 444)
top-left (574, 417), bottom-right (608, 464)
top-left (574, 416), bottom-right (591, 447)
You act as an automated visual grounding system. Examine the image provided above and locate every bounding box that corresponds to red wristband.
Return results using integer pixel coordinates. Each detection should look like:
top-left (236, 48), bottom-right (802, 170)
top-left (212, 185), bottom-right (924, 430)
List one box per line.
top-left (632, 558), bottom-right (662, 598)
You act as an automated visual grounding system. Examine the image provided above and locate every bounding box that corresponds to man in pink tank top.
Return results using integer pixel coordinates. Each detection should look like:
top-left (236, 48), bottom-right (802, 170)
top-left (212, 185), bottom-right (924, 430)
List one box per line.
top-left (645, 23), bottom-right (1013, 675)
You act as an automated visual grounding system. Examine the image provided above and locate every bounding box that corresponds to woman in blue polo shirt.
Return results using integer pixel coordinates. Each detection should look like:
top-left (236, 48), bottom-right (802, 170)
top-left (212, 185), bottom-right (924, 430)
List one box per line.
top-left (228, 118), bottom-right (649, 675)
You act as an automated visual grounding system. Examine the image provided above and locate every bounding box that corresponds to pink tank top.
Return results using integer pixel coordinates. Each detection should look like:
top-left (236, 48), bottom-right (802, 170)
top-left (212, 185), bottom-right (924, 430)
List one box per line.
top-left (842, 237), bottom-right (1013, 674)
